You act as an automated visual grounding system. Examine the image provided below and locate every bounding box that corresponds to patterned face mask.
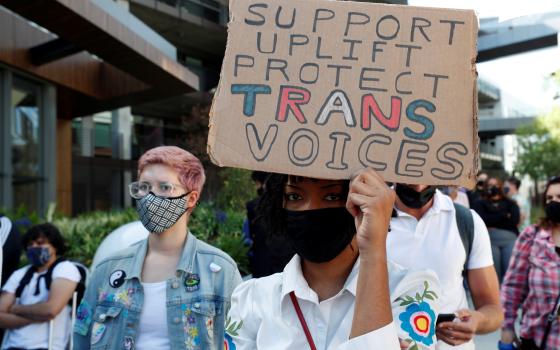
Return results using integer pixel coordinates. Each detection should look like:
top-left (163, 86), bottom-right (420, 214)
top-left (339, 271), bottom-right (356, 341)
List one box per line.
top-left (136, 192), bottom-right (190, 234)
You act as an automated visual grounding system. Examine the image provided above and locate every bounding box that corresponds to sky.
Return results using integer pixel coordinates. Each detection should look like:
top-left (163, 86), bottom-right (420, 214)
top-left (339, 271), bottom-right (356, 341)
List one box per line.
top-left (410, 0), bottom-right (560, 115)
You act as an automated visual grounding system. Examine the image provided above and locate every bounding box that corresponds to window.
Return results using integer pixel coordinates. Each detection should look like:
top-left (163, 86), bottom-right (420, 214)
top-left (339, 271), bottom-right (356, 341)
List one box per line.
top-left (11, 78), bottom-right (42, 213)
top-left (0, 68), bottom-right (55, 215)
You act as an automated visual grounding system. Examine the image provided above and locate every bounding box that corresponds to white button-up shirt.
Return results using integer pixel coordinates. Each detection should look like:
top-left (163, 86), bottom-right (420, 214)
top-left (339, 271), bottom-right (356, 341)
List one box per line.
top-left (228, 255), bottom-right (441, 350)
top-left (388, 190), bottom-right (494, 350)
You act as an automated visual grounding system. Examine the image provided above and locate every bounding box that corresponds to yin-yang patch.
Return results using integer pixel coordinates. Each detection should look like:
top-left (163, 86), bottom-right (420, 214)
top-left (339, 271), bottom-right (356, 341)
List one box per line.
top-left (109, 270), bottom-right (126, 288)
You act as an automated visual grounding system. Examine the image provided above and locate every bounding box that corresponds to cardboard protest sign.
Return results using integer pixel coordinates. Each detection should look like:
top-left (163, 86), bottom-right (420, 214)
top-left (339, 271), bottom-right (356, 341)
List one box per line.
top-left (208, 0), bottom-right (479, 187)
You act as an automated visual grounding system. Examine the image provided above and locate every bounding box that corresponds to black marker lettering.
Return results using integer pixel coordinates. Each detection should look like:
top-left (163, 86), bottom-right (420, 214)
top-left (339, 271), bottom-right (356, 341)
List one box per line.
top-left (266, 59), bottom-right (289, 81)
top-left (245, 3), bottom-right (267, 26)
top-left (411, 17), bottom-right (432, 42)
top-left (288, 128), bottom-right (319, 167)
top-left (424, 73), bottom-right (449, 98)
top-left (395, 140), bottom-right (429, 177)
top-left (275, 6), bottom-right (296, 29)
top-left (358, 134), bottom-right (391, 171)
top-left (257, 32), bottom-right (277, 54)
top-left (246, 123), bottom-right (278, 161)
top-left (326, 132), bottom-right (351, 170)
top-left (345, 12), bottom-right (370, 36)
top-left (376, 15), bottom-right (400, 40)
top-left (395, 44), bottom-right (422, 67)
top-left (313, 8), bottom-right (335, 32)
top-left (234, 55), bottom-right (254, 77)
top-left (431, 142), bottom-right (468, 180)
top-left (440, 19), bottom-right (465, 45)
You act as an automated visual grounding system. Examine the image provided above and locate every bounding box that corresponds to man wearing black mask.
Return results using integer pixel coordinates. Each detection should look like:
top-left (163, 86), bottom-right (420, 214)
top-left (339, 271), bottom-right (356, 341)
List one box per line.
top-left (387, 184), bottom-right (503, 350)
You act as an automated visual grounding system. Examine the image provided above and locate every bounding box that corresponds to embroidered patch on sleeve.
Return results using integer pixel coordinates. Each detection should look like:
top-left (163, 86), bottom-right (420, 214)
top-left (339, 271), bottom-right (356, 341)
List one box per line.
top-left (74, 300), bottom-right (93, 336)
top-left (91, 322), bottom-right (107, 345)
top-left (224, 316), bottom-right (243, 350)
top-left (396, 281), bottom-right (438, 349)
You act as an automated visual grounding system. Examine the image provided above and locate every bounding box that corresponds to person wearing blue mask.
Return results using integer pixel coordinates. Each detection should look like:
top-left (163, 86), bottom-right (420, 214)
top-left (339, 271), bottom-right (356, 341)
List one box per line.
top-left (0, 223), bottom-right (80, 350)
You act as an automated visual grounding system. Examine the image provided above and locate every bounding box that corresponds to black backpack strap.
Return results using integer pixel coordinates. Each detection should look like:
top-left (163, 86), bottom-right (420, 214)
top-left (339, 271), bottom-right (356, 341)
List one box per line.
top-left (454, 203), bottom-right (475, 281)
top-left (15, 265), bottom-right (37, 298)
top-left (42, 257), bottom-right (67, 292)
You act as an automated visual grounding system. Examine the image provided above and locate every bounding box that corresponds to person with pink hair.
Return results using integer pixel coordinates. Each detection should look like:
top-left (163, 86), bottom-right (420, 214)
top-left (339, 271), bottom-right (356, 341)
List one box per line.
top-left (74, 146), bottom-right (242, 350)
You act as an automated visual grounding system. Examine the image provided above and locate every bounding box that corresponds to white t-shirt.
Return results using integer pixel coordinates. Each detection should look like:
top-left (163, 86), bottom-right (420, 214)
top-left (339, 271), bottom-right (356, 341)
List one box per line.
top-left (388, 190), bottom-right (494, 350)
top-left (0, 216), bottom-right (13, 284)
top-left (136, 281), bottom-right (170, 350)
top-left (2, 261), bottom-right (81, 350)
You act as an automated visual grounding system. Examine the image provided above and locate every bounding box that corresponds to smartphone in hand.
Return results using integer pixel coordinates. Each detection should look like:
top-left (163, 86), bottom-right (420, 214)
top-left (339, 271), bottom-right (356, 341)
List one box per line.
top-left (436, 313), bottom-right (457, 325)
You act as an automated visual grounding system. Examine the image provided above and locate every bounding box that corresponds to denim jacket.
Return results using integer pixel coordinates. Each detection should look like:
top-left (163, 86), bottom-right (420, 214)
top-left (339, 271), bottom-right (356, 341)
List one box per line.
top-left (73, 232), bottom-right (242, 350)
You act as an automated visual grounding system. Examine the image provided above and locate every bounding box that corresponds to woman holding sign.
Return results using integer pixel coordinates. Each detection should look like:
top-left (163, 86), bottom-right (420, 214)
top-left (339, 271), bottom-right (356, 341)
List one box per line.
top-left (226, 168), bottom-right (441, 350)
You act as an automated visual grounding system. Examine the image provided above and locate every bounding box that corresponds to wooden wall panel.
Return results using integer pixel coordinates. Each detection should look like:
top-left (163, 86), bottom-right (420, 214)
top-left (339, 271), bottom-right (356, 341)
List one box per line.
top-left (56, 119), bottom-right (72, 215)
top-left (0, 7), bottom-right (147, 100)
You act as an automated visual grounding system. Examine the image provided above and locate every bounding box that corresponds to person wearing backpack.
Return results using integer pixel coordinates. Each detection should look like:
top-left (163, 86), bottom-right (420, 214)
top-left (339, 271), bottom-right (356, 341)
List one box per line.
top-left (387, 184), bottom-right (503, 349)
top-left (0, 223), bottom-right (81, 350)
top-left (500, 176), bottom-right (560, 350)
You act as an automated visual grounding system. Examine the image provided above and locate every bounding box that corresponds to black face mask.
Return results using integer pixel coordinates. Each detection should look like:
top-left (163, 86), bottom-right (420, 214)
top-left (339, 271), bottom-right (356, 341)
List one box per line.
top-left (545, 201), bottom-right (560, 223)
top-left (476, 180), bottom-right (485, 190)
top-left (395, 184), bottom-right (436, 209)
top-left (488, 186), bottom-right (499, 197)
top-left (284, 207), bottom-right (356, 263)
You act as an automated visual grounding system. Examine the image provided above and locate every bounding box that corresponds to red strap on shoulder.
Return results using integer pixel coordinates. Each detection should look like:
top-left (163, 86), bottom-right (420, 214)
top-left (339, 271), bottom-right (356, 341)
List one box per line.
top-left (289, 291), bottom-right (318, 350)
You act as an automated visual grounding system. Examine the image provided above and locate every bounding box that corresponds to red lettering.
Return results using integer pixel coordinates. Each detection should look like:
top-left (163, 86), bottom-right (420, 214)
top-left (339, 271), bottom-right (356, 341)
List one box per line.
top-left (276, 86), bottom-right (310, 124)
top-left (360, 95), bottom-right (402, 131)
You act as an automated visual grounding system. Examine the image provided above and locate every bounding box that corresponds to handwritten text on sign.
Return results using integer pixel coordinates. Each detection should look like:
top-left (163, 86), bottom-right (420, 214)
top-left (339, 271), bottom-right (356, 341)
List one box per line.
top-left (208, 0), bottom-right (479, 187)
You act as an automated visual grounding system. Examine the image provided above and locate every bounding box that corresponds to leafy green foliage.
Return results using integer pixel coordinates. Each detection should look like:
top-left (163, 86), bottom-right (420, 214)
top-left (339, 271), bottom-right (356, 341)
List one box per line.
top-left (53, 209), bottom-right (138, 266)
top-left (215, 168), bottom-right (255, 211)
top-left (396, 281), bottom-right (438, 306)
top-left (190, 203), bottom-right (250, 274)
top-left (6, 202), bottom-right (250, 274)
top-left (515, 107), bottom-right (560, 181)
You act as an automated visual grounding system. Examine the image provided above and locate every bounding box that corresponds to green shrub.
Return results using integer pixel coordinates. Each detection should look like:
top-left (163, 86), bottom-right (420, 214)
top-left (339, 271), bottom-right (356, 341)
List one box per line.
top-left (5, 202), bottom-right (250, 274)
top-left (215, 168), bottom-right (255, 211)
top-left (53, 209), bottom-right (138, 266)
top-left (190, 203), bottom-right (250, 274)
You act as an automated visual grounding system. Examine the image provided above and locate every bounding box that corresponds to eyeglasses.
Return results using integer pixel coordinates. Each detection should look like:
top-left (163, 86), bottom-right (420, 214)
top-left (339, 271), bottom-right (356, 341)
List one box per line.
top-left (128, 181), bottom-right (186, 199)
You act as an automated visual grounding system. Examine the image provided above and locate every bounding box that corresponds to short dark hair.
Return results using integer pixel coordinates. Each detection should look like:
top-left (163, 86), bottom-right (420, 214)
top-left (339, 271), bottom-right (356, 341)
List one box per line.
top-left (506, 176), bottom-right (521, 189)
top-left (22, 223), bottom-right (67, 255)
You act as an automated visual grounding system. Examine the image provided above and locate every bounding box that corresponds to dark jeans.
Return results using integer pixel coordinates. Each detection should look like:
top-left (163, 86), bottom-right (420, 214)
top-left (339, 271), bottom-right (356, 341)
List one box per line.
top-left (489, 228), bottom-right (517, 283)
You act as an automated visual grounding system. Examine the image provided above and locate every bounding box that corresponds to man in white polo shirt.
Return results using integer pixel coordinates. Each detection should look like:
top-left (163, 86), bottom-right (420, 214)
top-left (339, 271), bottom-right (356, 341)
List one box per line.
top-left (388, 184), bottom-right (502, 349)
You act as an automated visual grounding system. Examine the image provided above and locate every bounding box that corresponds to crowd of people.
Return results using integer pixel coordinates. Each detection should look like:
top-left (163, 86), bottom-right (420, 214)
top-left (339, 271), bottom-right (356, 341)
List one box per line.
top-left (0, 146), bottom-right (558, 350)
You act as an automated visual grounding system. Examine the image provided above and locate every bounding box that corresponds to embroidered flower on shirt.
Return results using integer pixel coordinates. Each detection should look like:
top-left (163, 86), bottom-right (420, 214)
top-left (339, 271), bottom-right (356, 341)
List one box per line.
top-left (223, 333), bottom-right (236, 350)
top-left (396, 281), bottom-right (437, 348)
top-left (184, 323), bottom-right (200, 350)
top-left (224, 316), bottom-right (242, 350)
